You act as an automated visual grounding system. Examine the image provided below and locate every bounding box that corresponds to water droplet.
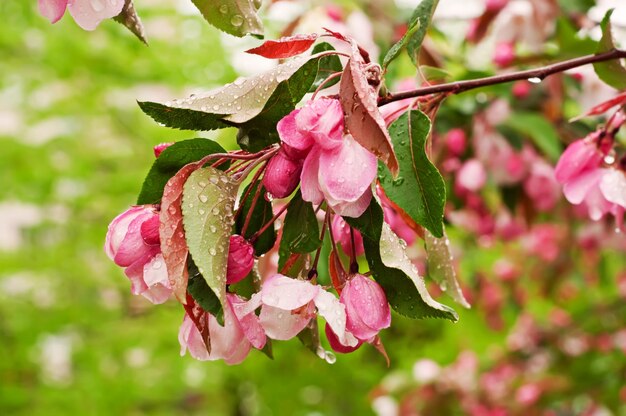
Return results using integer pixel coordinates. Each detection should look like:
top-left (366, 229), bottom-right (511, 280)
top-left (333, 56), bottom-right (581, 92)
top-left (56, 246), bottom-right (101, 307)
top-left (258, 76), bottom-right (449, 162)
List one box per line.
top-left (198, 209), bottom-right (205, 215)
top-left (209, 248), bottom-right (217, 256)
top-left (152, 260), bottom-right (162, 269)
top-left (210, 225), bottom-right (217, 233)
top-left (212, 104), bottom-right (220, 111)
top-left (393, 177), bottom-right (405, 185)
top-left (604, 154), bottom-right (616, 164)
top-left (168, 206), bottom-right (176, 215)
top-left (231, 15), bottom-right (244, 27)
top-left (324, 351), bottom-right (336, 364)
top-left (528, 77), bottom-right (542, 84)
top-left (219, 4), bottom-right (228, 14)
top-left (90, 0), bottom-right (105, 12)
top-left (210, 176), bottom-right (219, 184)
top-left (198, 181), bottom-right (207, 188)
top-left (199, 194), bottom-right (208, 203)
top-left (212, 207), bottom-right (220, 215)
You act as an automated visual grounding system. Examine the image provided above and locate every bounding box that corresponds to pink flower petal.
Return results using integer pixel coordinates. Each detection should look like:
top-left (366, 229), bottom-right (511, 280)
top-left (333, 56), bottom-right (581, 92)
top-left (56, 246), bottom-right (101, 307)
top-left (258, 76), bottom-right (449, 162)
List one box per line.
top-left (328, 186), bottom-right (372, 218)
top-left (105, 206), bottom-right (149, 260)
top-left (113, 213), bottom-right (156, 267)
top-left (563, 168), bottom-right (604, 204)
top-left (318, 134), bottom-right (377, 203)
top-left (179, 314), bottom-right (210, 361)
top-left (261, 274), bottom-right (319, 310)
top-left (314, 290), bottom-right (359, 347)
top-left (39, 0), bottom-right (68, 23)
top-left (140, 214), bottom-right (160, 246)
top-left (140, 254), bottom-right (172, 304)
top-left (296, 98), bottom-right (344, 150)
top-left (229, 294), bottom-right (267, 349)
top-left (277, 109), bottom-right (314, 151)
top-left (207, 300), bottom-right (251, 364)
top-left (67, 0), bottom-right (124, 31)
top-left (259, 304), bottom-right (313, 340)
top-left (300, 147), bottom-right (325, 205)
top-left (555, 138), bottom-right (602, 184)
top-left (600, 169), bottom-right (626, 208)
top-left (123, 251), bottom-right (155, 295)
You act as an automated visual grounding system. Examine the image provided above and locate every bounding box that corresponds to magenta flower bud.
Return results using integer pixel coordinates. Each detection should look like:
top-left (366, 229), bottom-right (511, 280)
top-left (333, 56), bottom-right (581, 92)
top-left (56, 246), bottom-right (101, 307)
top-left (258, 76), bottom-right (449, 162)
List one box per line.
top-left (226, 235), bottom-right (254, 284)
top-left (153, 142), bottom-right (173, 158)
top-left (263, 149), bottom-right (303, 198)
top-left (493, 42), bottom-right (515, 68)
top-left (445, 128), bottom-right (467, 156)
top-left (325, 323), bottom-right (362, 354)
top-left (340, 274), bottom-right (391, 341)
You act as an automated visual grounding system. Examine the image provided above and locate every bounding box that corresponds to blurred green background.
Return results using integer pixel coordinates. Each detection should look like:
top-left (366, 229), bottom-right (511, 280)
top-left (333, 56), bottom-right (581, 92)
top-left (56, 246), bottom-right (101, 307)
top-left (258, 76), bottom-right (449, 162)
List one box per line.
top-left (1, 1), bottom-right (625, 415)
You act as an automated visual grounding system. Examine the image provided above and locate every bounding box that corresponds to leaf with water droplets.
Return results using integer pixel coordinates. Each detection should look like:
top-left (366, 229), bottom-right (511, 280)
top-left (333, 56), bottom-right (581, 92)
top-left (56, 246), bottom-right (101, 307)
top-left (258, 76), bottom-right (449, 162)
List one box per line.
top-left (382, 19), bottom-right (420, 70)
top-left (235, 182), bottom-right (276, 256)
top-left (278, 190), bottom-right (321, 270)
top-left (139, 54), bottom-right (323, 132)
top-left (191, 0), bottom-right (263, 38)
top-left (406, 0), bottom-right (439, 66)
top-left (183, 167), bottom-right (238, 309)
top-left (424, 229), bottom-right (470, 308)
top-left (308, 42), bottom-right (342, 92)
top-left (594, 10), bottom-right (626, 90)
top-left (246, 34), bottom-right (318, 59)
top-left (378, 110), bottom-right (445, 238)
top-left (339, 41), bottom-right (399, 177)
top-left (113, 0), bottom-right (147, 44)
top-left (345, 200), bottom-right (457, 321)
top-left (187, 258), bottom-right (223, 324)
top-left (138, 138), bottom-right (228, 205)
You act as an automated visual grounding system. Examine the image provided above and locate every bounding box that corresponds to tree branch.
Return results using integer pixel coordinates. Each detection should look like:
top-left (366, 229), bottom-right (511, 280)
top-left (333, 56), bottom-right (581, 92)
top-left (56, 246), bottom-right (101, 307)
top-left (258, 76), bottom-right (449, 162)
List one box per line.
top-left (378, 49), bottom-right (626, 106)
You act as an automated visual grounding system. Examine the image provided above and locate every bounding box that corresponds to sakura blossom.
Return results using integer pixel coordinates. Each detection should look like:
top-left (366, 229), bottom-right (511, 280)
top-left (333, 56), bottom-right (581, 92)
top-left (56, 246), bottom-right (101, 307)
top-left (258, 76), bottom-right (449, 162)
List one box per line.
top-left (38, 0), bottom-right (124, 31)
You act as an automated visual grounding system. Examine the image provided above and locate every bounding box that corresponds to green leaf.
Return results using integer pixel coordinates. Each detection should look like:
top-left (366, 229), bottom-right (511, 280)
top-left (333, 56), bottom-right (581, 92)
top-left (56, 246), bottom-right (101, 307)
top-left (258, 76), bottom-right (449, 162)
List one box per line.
top-left (297, 320), bottom-right (322, 357)
top-left (137, 138), bottom-right (228, 205)
top-left (182, 167), bottom-right (238, 308)
top-left (345, 201), bottom-right (457, 321)
top-left (137, 102), bottom-right (232, 132)
top-left (424, 230), bottom-right (470, 308)
top-left (191, 0), bottom-right (263, 38)
top-left (278, 191), bottom-right (321, 269)
top-left (114, 0), bottom-right (147, 44)
top-left (406, 0), bottom-right (440, 66)
top-left (383, 19), bottom-right (420, 70)
top-left (555, 18), bottom-right (596, 58)
top-left (378, 110), bottom-right (445, 238)
top-left (235, 182), bottom-right (276, 256)
top-left (187, 260), bottom-right (223, 323)
top-left (594, 9), bottom-right (626, 90)
top-left (501, 112), bottom-right (562, 162)
top-left (309, 42), bottom-right (342, 92)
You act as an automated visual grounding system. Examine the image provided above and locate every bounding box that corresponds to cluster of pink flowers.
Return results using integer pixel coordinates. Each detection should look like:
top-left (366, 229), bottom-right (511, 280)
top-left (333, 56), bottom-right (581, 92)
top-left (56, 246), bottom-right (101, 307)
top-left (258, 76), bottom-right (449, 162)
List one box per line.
top-left (38, 0), bottom-right (123, 30)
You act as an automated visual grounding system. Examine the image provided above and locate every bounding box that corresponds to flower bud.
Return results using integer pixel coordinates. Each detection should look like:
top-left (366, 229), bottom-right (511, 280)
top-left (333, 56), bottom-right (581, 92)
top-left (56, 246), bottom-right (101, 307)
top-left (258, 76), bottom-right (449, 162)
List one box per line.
top-left (263, 149), bottom-right (303, 198)
top-left (493, 42), bottom-right (515, 68)
top-left (331, 215), bottom-right (364, 256)
top-left (445, 128), bottom-right (466, 156)
top-left (325, 323), bottom-right (362, 353)
top-left (153, 142), bottom-right (173, 158)
top-left (340, 274), bottom-right (391, 341)
top-left (226, 235), bottom-right (255, 284)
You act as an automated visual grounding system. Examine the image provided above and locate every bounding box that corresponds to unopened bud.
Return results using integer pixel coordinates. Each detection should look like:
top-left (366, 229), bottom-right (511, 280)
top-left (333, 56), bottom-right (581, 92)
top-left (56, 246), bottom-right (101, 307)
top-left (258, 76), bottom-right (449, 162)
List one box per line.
top-left (226, 235), bottom-right (255, 284)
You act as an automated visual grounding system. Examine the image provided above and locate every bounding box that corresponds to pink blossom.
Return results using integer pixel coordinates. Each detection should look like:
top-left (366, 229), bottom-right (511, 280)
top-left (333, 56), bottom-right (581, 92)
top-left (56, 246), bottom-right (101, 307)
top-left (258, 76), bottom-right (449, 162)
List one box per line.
top-left (246, 274), bottom-right (359, 347)
top-left (331, 215), bottom-right (364, 256)
top-left (325, 323), bottom-right (362, 353)
top-left (523, 160), bottom-right (560, 211)
top-left (226, 235), bottom-right (254, 284)
top-left (105, 206), bottom-right (172, 304)
top-left (153, 143), bottom-right (173, 158)
top-left (263, 147), bottom-right (303, 198)
top-left (554, 136), bottom-right (604, 185)
top-left (445, 128), bottom-right (467, 156)
top-left (456, 159), bottom-right (487, 193)
top-left (38, 0), bottom-right (124, 31)
top-left (523, 224), bottom-right (562, 262)
top-left (178, 293), bottom-right (266, 364)
top-left (493, 42), bottom-right (515, 68)
top-left (512, 81), bottom-right (532, 99)
top-left (340, 274), bottom-right (391, 341)
top-left (277, 98), bottom-right (377, 217)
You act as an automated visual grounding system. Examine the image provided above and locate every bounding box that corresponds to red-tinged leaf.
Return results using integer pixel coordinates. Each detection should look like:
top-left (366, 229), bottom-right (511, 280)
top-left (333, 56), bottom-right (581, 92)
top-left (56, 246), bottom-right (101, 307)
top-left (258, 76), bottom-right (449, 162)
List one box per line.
top-left (160, 156), bottom-right (213, 303)
top-left (340, 42), bottom-right (399, 177)
top-left (329, 250), bottom-right (347, 294)
top-left (183, 294), bottom-right (210, 353)
top-left (583, 92), bottom-right (626, 117)
top-left (245, 34), bottom-right (318, 59)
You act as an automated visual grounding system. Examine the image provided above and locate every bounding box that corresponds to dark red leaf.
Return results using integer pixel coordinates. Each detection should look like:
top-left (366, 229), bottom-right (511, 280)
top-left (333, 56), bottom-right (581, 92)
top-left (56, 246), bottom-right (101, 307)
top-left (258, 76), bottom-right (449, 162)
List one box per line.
top-left (245, 34), bottom-right (318, 59)
top-left (328, 250), bottom-right (347, 294)
top-left (583, 91), bottom-right (626, 117)
top-left (340, 41), bottom-right (399, 176)
top-left (183, 294), bottom-right (210, 353)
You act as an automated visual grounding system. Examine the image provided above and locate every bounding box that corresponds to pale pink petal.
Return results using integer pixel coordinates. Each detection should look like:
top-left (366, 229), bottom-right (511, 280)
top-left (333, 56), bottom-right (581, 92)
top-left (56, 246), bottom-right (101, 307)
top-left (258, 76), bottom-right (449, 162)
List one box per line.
top-left (141, 283), bottom-right (173, 304)
top-left (600, 169), bottom-right (626, 207)
top-left (123, 251), bottom-right (155, 295)
top-left (259, 304), bottom-right (313, 340)
top-left (207, 301), bottom-right (250, 364)
top-left (179, 314), bottom-right (210, 360)
top-left (300, 147), bottom-right (324, 205)
top-left (555, 138), bottom-right (602, 184)
top-left (296, 98), bottom-right (344, 150)
top-left (457, 159), bottom-right (487, 192)
top-left (328, 187), bottom-right (372, 218)
top-left (314, 290), bottom-right (359, 347)
top-left (261, 274), bottom-right (319, 310)
top-left (563, 168), bottom-right (604, 204)
top-left (584, 187), bottom-right (613, 221)
top-left (318, 135), bottom-right (377, 203)
top-left (105, 206), bottom-right (147, 260)
top-left (342, 275), bottom-right (391, 339)
top-left (140, 254), bottom-right (172, 304)
top-left (39, 0), bottom-right (68, 23)
top-left (67, 0), bottom-right (124, 31)
top-left (277, 109), bottom-right (314, 151)
top-left (113, 213), bottom-right (156, 267)
top-left (229, 294), bottom-right (267, 349)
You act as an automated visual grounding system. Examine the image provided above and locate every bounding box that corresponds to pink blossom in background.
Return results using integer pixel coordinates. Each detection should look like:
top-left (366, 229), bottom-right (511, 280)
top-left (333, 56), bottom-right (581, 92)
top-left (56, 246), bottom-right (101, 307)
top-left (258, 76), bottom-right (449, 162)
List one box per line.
top-left (445, 128), bottom-right (467, 156)
top-left (523, 224), bottom-right (562, 262)
top-left (524, 160), bottom-right (560, 211)
top-left (278, 98), bottom-right (377, 217)
top-left (245, 274), bottom-right (359, 347)
top-left (512, 81), bottom-right (532, 98)
top-left (331, 215), bottom-right (364, 256)
top-left (105, 205), bottom-right (172, 304)
top-left (340, 274), bottom-right (391, 341)
top-left (178, 293), bottom-right (266, 364)
top-left (226, 235), bottom-right (255, 284)
top-left (493, 42), bottom-right (515, 68)
top-left (38, 0), bottom-right (124, 31)
top-left (456, 159), bottom-right (487, 193)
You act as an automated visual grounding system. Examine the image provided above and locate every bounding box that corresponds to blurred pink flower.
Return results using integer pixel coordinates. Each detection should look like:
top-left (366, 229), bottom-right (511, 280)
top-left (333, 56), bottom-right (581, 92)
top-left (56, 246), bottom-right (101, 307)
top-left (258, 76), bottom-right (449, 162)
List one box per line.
top-left (493, 42), bottom-right (515, 68)
top-left (278, 98), bottom-right (377, 217)
top-left (340, 274), bottom-right (391, 341)
top-left (524, 159), bottom-right (560, 211)
top-left (226, 235), bottom-right (254, 285)
top-left (523, 224), bottom-right (562, 262)
top-left (38, 0), bottom-right (124, 31)
top-left (178, 293), bottom-right (266, 365)
top-left (456, 159), bottom-right (487, 193)
top-left (331, 215), bottom-right (364, 256)
top-left (105, 206), bottom-right (172, 304)
top-left (445, 128), bottom-right (467, 156)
